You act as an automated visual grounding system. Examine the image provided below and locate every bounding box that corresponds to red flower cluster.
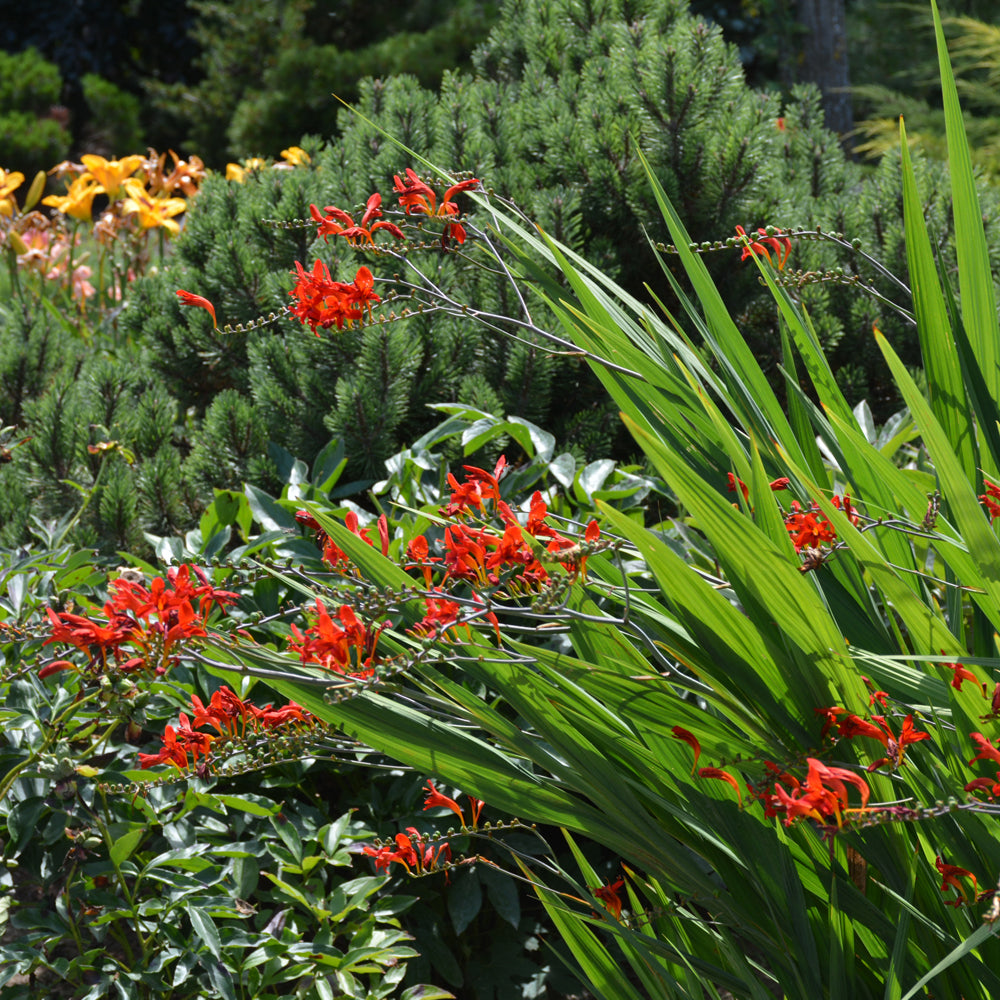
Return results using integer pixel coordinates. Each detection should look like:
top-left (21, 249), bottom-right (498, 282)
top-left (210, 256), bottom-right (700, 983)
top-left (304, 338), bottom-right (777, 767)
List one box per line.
top-left (783, 494), bottom-right (858, 556)
top-left (42, 564), bottom-right (237, 678)
top-left (978, 477), bottom-right (1000, 521)
top-left (441, 457), bottom-right (508, 518)
top-left (362, 827), bottom-right (452, 875)
top-left (287, 260), bottom-right (380, 333)
top-left (310, 192), bottom-right (405, 246)
top-left (756, 757), bottom-right (870, 827)
top-left (436, 492), bottom-right (599, 591)
top-left (190, 684), bottom-right (314, 737)
top-left (295, 509), bottom-right (389, 569)
top-left (735, 224), bottom-right (792, 270)
top-left (393, 168), bottom-right (479, 245)
top-left (138, 684), bottom-right (314, 770)
top-left (362, 781), bottom-right (484, 876)
top-left (288, 599), bottom-right (389, 678)
top-left (673, 726), bottom-right (873, 828)
top-left (817, 706), bottom-right (931, 771)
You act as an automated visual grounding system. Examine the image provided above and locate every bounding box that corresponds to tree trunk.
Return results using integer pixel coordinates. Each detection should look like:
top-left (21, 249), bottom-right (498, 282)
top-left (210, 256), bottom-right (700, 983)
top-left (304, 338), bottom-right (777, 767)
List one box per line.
top-left (797, 0), bottom-right (853, 145)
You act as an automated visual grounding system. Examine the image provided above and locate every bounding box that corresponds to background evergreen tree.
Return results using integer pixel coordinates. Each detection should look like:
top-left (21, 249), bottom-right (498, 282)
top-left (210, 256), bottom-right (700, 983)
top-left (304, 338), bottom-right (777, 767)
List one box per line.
top-left (6, 0), bottom-right (999, 553)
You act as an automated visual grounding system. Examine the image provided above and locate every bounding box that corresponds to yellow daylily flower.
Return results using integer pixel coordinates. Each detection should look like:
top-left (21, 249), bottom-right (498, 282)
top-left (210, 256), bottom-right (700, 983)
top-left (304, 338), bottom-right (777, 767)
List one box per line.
top-left (119, 178), bottom-right (186, 234)
top-left (80, 154), bottom-right (145, 199)
top-left (0, 168), bottom-right (25, 217)
top-left (225, 158), bottom-right (267, 183)
top-left (280, 146), bottom-right (310, 167)
top-left (42, 175), bottom-right (104, 221)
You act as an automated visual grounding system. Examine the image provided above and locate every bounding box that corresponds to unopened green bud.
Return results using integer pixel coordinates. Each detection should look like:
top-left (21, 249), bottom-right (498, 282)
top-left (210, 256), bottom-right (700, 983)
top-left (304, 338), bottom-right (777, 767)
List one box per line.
top-left (5, 229), bottom-right (28, 255)
top-left (23, 170), bottom-right (46, 211)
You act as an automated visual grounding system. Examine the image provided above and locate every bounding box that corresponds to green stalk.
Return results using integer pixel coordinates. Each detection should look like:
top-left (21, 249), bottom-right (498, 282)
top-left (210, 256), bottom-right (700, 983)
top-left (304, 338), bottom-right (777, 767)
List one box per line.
top-left (55, 454), bottom-right (109, 547)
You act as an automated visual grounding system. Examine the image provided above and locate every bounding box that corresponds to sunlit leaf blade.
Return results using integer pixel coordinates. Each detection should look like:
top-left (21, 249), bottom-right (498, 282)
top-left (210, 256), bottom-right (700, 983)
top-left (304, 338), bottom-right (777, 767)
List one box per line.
top-left (930, 0), bottom-right (1000, 406)
top-left (899, 115), bottom-right (976, 480)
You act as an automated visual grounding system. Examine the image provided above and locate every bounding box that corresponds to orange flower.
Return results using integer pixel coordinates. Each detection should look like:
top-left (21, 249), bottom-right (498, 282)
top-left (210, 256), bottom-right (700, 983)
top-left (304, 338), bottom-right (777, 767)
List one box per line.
top-left (593, 877), bottom-right (625, 920)
top-left (935, 855), bottom-right (978, 906)
top-left (287, 260), bottom-right (381, 333)
top-left (393, 168), bottom-right (479, 245)
top-left (969, 732), bottom-right (1000, 766)
top-left (735, 224), bottom-right (791, 270)
top-left (362, 827), bottom-right (451, 875)
top-left (670, 726), bottom-right (701, 775)
top-left (422, 780), bottom-right (483, 828)
top-left (176, 289), bottom-right (217, 328)
top-left (310, 193), bottom-right (405, 245)
top-left (698, 767), bottom-right (743, 806)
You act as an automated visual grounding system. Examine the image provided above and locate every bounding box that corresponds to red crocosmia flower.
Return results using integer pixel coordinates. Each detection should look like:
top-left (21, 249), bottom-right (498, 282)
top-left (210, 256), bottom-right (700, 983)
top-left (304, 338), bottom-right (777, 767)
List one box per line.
top-left (765, 758), bottom-right (869, 827)
top-left (835, 713), bottom-right (883, 741)
top-left (376, 512), bottom-right (390, 557)
top-left (176, 289), bottom-right (217, 328)
top-left (979, 479), bottom-right (1000, 521)
top-left (296, 509), bottom-right (349, 567)
top-left (393, 168), bottom-right (479, 245)
top-left (769, 477), bottom-right (790, 491)
top-left (442, 524), bottom-right (490, 585)
top-left (405, 535), bottom-right (440, 587)
top-left (727, 473), bottom-right (750, 502)
top-left (310, 193), bottom-right (405, 246)
top-left (441, 456), bottom-right (507, 517)
top-left (935, 855), bottom-right (978, 906)
top-left (138, 714), bottom-right (214, 770)
top-left (860, 714), bottom-right (931, 771)
top-left (38, 659), bottom-right (77, 679)
top-left (593, 877), bottom-right (625, 920)
top-left (422, 781), bottom-right (467, 825)
top-left (940, 650), bottom-right (987, 695)
top-left (189, 685), bottom-right (313, 737)
top-left (288, 260), bottom-right (381, 333)
top-left (784, 501), bottom-right (838, 553)
top-left (409, 591), bottom-right (462, 639)
top-left (965, 773), bottom-right (1000, 797)
top-left (969, 732), bottom-right (1000, 766)
top-left (698, 767), bottom-right (743, 806)
top-left (671, 726), bottom-right (701, 775)
top-left (868, 689), bottom-right (889, 708)
top-left (735, 224), bottom-right (792, 270)
top-left (815, 705), bottom-right (847, 739)
top-left (830, 494), bottom-right (860, 526)
top-left (45, 606), bottom-right (135, 653)
top-left (363, 827), bottom-right (451, 875)
top-left (288, 599), bottom-right (387, 678)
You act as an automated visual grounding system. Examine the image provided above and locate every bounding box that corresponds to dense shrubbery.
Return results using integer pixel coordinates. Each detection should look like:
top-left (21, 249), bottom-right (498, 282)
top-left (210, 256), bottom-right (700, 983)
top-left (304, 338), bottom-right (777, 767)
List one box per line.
top-left (7, 0), bottom-right (1000, 556)
top-left (0, 416), bottom-right (654, 997)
